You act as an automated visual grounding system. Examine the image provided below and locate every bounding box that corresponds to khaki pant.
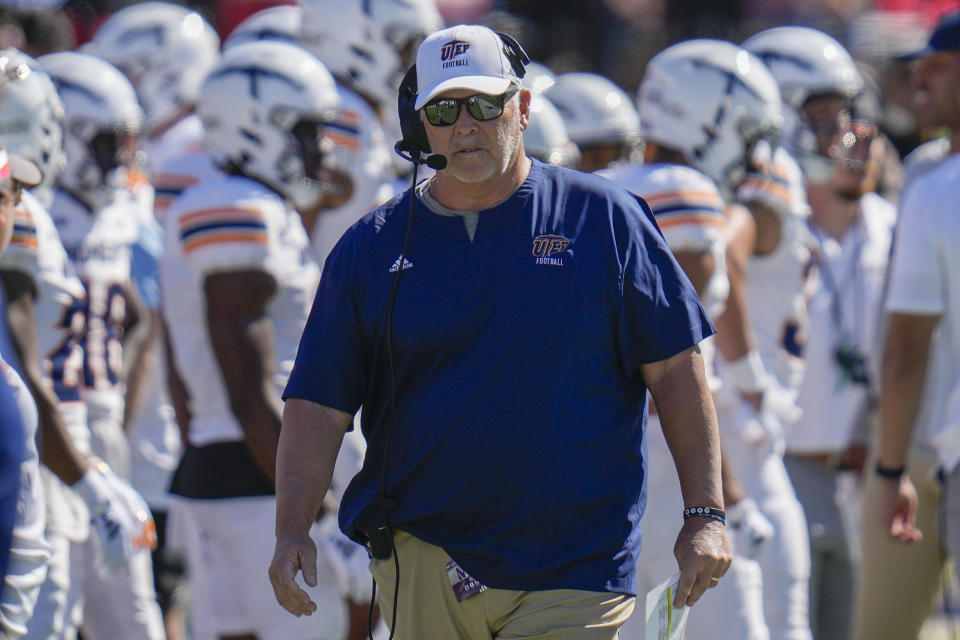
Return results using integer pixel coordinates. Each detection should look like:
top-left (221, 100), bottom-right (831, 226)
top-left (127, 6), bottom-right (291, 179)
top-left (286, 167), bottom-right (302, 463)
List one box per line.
top-left (369, 530), bottom-right (635, 640)
top-left (852, 450), bottom-right (949, 640)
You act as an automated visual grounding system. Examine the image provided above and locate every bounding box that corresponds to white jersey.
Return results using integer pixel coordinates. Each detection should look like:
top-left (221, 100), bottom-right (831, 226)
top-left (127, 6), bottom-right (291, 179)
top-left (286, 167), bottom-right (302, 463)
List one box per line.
top-left (50, 190), bottom-right (140, 434)
top-left (737, 148), bottom-right (814, 392)
top-left (0, 357), bottom-right (50, 639)
top-left (0, 191), bottom-right (93, 541)
top-left (126, 150), bottom-right (223, 510)
top-left (152, 150), bottom-right (224, 224)
top-left (161, 175), bottom-right (320, 445)
top-left (311, 83), bottom-right (393, 270)
top-left (0, 191), bottom-right (88, 431)
top-left (144, 113), bottom-right (205, 177)
top-left (886, 151), bottom-right (960, 472)
top-left (789, 193), bottom-right (896, 453)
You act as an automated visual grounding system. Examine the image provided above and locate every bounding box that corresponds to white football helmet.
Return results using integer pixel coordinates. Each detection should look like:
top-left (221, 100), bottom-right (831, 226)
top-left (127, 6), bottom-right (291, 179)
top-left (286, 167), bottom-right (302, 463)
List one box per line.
top-left (522, 61), bottom-right (556, 96)
top-left (547, 72), bottom-right (641, 149)
top-left (0, 49), bottom-right (66, 204)
top-left (223, 5), bottom-right (302, 51)
top-left (38, 52), bottom-right (144, 210)
top-left (299, 0), bottom-right (440, 109)
top-left (366, 0), bottom-right (441, 72)
top-left (523, 95), bottom-right (579, 168)
top-left (198, 41), bottom-right (340, 211)
top-left (637, 39), bottom-right (782, 190)
top-left (85, 2), bottom-right (219, 135)
top-left (299, 0), bottom-right (390, 106)
top-left (742, 26), bottom-right (864, 176)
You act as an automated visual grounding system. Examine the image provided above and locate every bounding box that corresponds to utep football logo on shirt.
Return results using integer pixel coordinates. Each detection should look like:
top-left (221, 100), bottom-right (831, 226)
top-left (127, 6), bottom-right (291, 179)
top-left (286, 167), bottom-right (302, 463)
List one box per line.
top-left (441, 40), bottom-right (470, 69)
top-left (532, 234), bottom-right (570, 266)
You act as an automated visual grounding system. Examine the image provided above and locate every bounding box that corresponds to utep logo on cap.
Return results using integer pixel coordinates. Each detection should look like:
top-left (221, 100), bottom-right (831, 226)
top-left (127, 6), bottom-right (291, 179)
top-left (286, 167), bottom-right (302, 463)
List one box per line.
top-left (441, 39), bottom-right (471, 68)
top-left (532, 234), bottom-right (571, 266)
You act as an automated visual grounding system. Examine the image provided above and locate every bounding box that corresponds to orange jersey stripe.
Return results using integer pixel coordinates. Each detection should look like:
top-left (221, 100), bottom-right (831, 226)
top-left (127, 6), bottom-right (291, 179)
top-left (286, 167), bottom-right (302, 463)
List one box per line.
top-left (179, 207), bottom-right (264, 228)
top-left (183, 230), bottom-right (268, 254)
top-left (658, 214), bottom-right (726, 229)
top-left (9, 235), bottom-right (38, 249)
top-left (644, 190), bottom-right (723, 207)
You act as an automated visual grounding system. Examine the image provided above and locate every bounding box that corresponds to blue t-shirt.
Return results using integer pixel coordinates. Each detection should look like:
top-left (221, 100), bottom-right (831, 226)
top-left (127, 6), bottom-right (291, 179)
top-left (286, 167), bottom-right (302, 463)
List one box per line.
top-left (284, 160), bottom-right (714, 595)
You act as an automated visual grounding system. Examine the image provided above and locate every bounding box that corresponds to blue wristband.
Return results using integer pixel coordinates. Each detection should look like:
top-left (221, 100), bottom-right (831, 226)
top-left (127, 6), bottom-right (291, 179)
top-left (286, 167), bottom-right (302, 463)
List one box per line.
top-left (875, 463), bottom-right (906, 479)
top-left (683, 506), bottom-right (726, 525)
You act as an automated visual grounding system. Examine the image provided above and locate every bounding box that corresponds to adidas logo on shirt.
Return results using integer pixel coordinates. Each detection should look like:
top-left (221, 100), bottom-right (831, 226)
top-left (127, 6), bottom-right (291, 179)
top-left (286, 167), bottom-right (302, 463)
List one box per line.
top-left (389, 255), bottom-right (414, 272)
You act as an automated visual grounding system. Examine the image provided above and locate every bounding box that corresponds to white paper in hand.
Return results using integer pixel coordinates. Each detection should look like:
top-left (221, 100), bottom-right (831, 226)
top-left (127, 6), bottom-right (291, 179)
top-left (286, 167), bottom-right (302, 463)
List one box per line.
top-left (644, 572), bottom-right (689, 640)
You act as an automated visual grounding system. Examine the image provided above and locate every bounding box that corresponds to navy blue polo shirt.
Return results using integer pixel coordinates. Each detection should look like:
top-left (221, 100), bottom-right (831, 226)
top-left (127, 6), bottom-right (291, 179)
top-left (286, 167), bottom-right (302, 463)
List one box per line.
top-left (284, 160), bottom-right (713, 596)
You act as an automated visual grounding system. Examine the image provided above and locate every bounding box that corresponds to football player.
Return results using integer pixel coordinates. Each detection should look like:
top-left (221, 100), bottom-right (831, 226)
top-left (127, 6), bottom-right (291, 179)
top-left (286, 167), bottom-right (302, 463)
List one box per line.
top-left (29, 50), bottom-right (164, 640)
top-left (606, 39), bottom-right (782, 640)
top-left (160, 40), bottom-right (361, 640)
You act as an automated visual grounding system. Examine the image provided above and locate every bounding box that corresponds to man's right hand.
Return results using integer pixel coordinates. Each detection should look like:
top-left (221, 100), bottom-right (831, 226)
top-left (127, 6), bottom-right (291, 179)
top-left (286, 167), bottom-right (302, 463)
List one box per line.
top-left (269, 533), bottom-right (320, 617)
top-left (673, 518), bottom-right (732, 609)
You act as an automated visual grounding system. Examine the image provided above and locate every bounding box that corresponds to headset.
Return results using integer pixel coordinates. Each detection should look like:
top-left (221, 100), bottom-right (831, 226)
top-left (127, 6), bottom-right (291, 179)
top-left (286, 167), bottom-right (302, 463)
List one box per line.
top-left (394, 31), bottom-right (529, 170)
top-left (373, 30), bottom-right (528, 640)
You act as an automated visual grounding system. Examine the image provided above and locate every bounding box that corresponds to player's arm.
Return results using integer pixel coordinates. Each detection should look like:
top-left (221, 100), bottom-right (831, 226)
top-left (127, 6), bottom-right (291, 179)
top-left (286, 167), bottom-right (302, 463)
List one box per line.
top-left (875, 311), bottom-right (939, 543)
top-left (641, 345), bottom-right (731, 608)
top-left (270, 397), bottom-right (351, 617)
top-left (120, 283), bottom-right (153, 431)
top-left (161, 316), bottom-right (191, 444)
top-left (0, 268), bottom-right (86, 484)
top-left (205, 268), bottom-right (282, 483)
top-left (1, 269), bottom-right (146, 570)
top-left (714, 203), bottom-right (766, 406)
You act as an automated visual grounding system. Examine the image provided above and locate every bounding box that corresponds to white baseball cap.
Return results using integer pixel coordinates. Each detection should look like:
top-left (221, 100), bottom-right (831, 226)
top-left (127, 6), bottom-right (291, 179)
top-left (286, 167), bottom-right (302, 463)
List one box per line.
top-left (0, 148), bottom-right (40, 187)
top-left (414, 24), bottom-right (520, 110)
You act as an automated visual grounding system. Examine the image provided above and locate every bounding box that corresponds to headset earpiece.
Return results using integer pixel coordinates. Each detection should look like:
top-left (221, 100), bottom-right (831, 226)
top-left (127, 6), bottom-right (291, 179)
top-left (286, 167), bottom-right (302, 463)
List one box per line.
top-left (396, 64), bottom-right (432, 163)
top-left (496, 32), bottom-right (530, 80)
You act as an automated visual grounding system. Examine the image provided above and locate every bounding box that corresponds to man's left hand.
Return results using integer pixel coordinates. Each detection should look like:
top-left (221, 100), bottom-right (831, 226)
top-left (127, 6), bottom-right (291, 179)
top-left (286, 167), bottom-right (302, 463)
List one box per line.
top-left (673, 518), bottom-right (732, 608)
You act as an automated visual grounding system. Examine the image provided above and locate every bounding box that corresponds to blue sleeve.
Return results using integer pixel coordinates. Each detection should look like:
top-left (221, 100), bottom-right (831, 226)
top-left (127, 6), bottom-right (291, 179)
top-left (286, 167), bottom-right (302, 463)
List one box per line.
top-left (131, 222), bottom-right (163, 311)
top-left (616, 196), bottom-right (714, 373)
top-left (282, 234), bottom-right (369, 418)
top-left (0, 364), bottom-right (25, 585)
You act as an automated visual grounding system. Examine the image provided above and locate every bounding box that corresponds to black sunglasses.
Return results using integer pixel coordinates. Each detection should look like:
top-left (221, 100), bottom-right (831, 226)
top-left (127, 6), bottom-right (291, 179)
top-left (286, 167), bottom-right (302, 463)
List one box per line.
top-left (422, 87), bottom-right (518, 127)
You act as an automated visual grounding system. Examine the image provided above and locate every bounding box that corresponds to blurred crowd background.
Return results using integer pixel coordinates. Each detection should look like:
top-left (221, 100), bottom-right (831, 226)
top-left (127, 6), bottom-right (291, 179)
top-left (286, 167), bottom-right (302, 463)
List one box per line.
top-left (0, 0), bottom-right (954, 162)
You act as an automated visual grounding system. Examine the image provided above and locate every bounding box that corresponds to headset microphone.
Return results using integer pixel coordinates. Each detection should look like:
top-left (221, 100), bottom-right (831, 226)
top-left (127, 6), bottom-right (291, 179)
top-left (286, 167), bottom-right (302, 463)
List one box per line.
top-left (424, 153), bottom-right (447, 170)
top-left (392, 139), bottom-right (447, 170)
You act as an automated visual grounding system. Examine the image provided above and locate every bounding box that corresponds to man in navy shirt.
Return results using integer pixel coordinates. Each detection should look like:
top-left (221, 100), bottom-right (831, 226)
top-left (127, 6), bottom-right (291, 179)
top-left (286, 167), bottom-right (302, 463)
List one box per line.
top-left (270, 24), bottom-right (731, 639)
top-left (0, 147), bottom-right (35, 590)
